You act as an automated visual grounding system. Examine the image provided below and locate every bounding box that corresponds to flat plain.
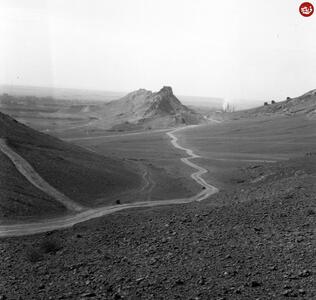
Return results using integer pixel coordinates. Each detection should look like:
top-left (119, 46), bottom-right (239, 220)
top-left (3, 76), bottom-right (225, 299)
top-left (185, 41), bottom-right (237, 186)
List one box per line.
top-left (67, 129), bottom-right (202, 201)
top-left (174, 115), bottom-right (316, 190)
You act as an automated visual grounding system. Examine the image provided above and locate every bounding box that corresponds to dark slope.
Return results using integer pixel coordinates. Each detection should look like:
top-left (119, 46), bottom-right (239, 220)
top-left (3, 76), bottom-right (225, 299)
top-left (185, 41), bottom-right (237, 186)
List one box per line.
top-left (0, 151), bottom-right (65, 222)
top-left (0, 112), bottom-right (142, 218)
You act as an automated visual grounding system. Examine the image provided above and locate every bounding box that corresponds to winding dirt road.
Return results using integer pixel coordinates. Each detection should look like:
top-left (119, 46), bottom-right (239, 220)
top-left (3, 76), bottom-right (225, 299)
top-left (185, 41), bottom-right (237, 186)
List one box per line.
top-left (0, 139), bottom-right (84, 213)
top-left (167, 126), bottom-right (218, 198)
top-left (0, 126), bottom-right (218, 237)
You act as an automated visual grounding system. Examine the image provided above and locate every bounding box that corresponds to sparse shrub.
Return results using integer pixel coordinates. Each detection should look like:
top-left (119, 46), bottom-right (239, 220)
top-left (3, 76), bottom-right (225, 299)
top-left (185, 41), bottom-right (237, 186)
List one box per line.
top-left (264, 102), bottom-right (268, 106)
top-left (40, 238), bottom-right (62, 254)
top-left (271, 100), bottom-right (276, 104)
top-left (25, 247), bottom-right (43, 263)
top-left (286, 97), bottom-right (291, 100)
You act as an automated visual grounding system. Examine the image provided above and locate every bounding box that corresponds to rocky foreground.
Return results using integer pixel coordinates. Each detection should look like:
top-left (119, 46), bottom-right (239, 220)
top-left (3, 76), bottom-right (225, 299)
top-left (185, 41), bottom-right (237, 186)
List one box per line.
top-left (0, 155), bottom-right (315, 299)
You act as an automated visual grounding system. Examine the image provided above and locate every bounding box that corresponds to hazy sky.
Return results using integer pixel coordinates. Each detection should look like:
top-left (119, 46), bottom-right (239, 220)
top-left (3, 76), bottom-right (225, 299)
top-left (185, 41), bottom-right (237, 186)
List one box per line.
top-left (1, 0), bottom-right (316, 105)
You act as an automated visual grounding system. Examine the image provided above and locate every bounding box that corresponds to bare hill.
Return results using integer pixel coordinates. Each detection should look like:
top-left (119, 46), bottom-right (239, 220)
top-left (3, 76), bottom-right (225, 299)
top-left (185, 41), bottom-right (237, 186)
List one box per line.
top-left (97, 86), bottom-right (206, 131)
top-left (0, 112), bottom-right (141, 221)
top-left (234, 89), bottom-right (316, 119)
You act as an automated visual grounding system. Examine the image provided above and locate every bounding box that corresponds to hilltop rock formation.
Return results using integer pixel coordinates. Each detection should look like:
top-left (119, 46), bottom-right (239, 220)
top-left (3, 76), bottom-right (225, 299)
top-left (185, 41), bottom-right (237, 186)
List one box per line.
top-left (97, 86), bottom-right (206, 131)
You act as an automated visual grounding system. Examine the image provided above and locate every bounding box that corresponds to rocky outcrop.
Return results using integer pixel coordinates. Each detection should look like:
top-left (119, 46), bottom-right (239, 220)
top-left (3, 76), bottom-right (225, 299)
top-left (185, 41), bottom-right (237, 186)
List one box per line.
top-left (102, 86), bottom-right (205, 130)
top-left (234, 89), bottom-right (316, 119)
top-left (145, 87), bottom-right (184, 117)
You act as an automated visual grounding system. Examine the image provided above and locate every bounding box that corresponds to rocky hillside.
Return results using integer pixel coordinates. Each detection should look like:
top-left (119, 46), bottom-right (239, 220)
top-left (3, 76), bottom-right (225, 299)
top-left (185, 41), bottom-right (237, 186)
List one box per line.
top-left (1, 154), bottom-right (315, 299)
top-left (235, 89), bottom-right (316, 119)
top-left (98, 86), bottom-right (206, 131)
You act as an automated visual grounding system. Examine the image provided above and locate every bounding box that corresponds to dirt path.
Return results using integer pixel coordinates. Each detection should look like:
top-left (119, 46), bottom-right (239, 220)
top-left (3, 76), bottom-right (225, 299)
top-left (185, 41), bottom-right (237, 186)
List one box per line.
top-left (167, 126), bottom-right (219, 198)
top-left (0, 126), bottom-right (218, 237)
top-left (48, 120), bottom-right (97, 133)
top-left (139, 166), bottom-right (156, 201)
top-left (0, 139), bottom-right (84, 213)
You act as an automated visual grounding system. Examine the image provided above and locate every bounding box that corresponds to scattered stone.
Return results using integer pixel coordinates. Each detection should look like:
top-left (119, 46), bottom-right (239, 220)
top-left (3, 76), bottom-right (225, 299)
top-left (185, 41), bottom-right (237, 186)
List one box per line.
top-left (282, 289), bottom-right (297, 297)
top-left (298, 289), bottom-right (305, 295)
top-left (197, 277), bottom-right (206, 285)
top-left (175, 279), bottom-right (184, 285)
top-left (81, 292), bottom-right (96, 298)
top-left (299, 270), bottom-right (312, 278)
top-left (1, 154), bottom-right (315, 299)
top-left (113, 293), bottom-right (122, 300)
top-left (250, 280), bottom-right (261, 288)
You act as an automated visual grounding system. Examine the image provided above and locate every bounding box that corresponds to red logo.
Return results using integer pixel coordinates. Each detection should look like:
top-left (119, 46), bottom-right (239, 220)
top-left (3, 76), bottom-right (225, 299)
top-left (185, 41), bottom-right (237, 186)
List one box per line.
top-left (299, 2), bottom-right (314, 17)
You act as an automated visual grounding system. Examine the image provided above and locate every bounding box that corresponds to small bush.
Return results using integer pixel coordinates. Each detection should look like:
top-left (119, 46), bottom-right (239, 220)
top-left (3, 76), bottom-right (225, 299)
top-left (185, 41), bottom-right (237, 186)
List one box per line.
top-left (25, 247), bottom-right (43, 263)
top-left (40, 239), bottom-right (62, 254)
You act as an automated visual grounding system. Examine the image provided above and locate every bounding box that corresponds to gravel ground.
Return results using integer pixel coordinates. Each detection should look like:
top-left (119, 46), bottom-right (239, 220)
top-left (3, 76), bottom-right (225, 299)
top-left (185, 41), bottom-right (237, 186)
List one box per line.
top-left (0, 156), bottom-right (315, 300)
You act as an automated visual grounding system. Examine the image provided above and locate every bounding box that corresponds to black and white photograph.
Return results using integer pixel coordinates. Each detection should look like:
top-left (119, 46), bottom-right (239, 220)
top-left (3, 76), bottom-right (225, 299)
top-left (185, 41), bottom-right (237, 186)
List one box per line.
top-left (0, 0), bottom-right (315, 299)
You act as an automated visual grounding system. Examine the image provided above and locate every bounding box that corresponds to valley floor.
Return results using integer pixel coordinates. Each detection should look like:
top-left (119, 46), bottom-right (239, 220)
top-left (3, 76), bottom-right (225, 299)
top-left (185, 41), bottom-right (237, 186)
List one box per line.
top-left (66, 128), bottom-right (202, 202)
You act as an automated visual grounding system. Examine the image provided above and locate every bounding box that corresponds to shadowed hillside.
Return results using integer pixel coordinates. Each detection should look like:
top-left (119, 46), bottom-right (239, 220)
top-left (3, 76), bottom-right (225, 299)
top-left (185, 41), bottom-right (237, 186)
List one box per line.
top-left (0, 112), bottom-right (142, 221)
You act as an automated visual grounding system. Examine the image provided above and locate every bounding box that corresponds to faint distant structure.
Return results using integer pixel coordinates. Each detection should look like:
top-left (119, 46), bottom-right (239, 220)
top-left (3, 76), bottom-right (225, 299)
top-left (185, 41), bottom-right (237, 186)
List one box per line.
top-left (222, 101), bottom-right (235, 112)
top-left (264, 102), bottom-right (268, 106)
top-left (271, 100), bottom-right (276, 104)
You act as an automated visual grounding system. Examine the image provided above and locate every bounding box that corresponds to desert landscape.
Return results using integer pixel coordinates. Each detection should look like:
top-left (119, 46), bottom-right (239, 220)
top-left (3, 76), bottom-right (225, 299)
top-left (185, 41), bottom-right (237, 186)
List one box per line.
top-left (1, 0), bottom-right (316, 299)
top-left (0, 85), bottom-right (315, 299)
